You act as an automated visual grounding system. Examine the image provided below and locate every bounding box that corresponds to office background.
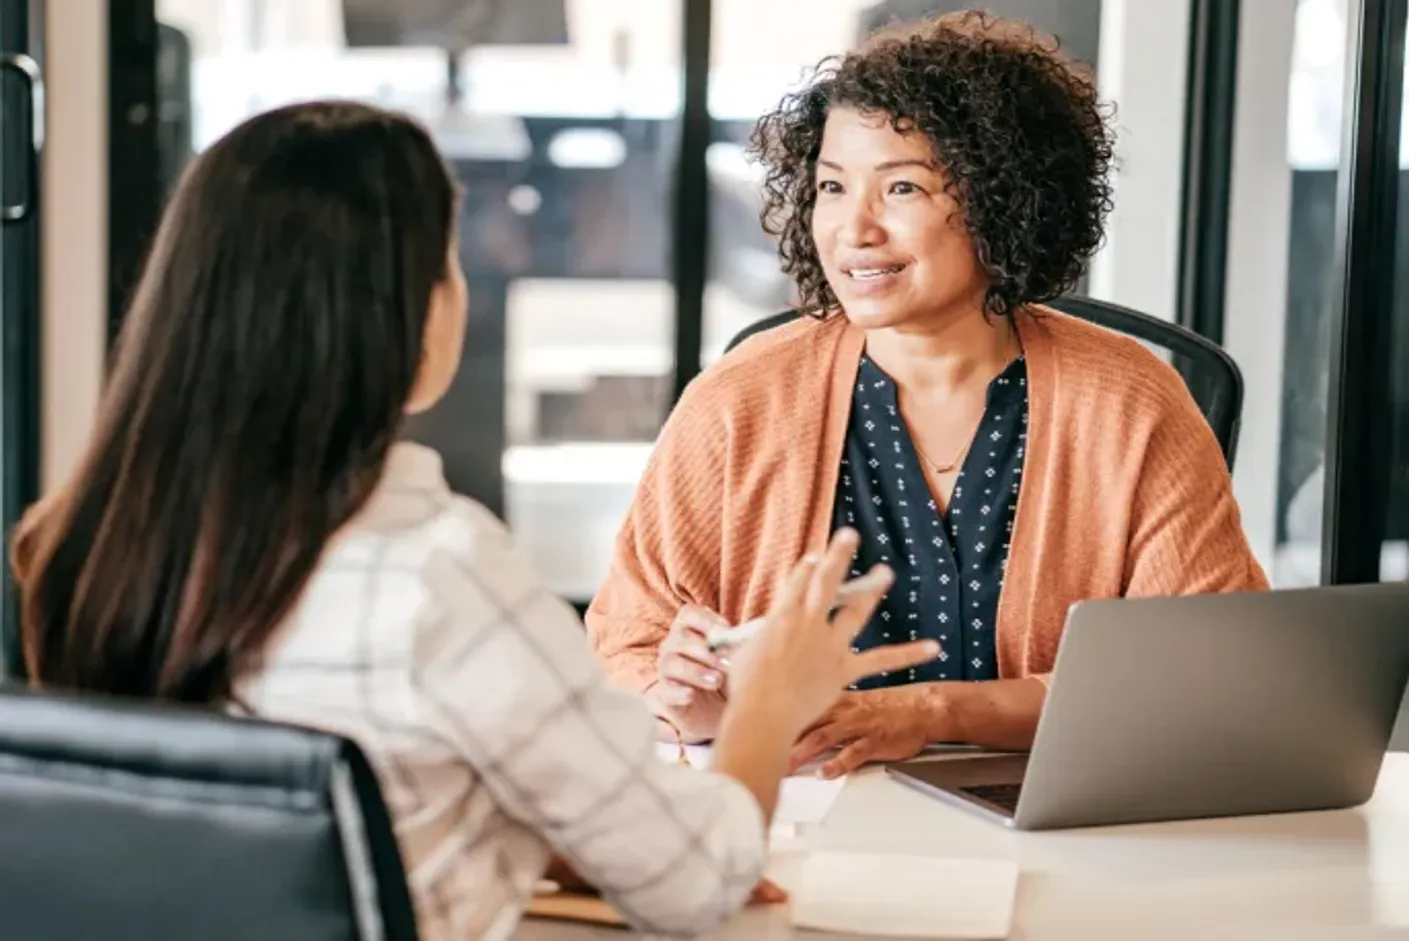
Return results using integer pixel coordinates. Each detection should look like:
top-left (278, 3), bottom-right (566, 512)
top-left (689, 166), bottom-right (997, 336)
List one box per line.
top-left (1, 0), bottom-right (1406, 632)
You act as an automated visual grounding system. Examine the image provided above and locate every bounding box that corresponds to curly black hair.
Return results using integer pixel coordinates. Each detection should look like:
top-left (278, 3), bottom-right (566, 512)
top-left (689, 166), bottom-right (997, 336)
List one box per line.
top-left (748, 10), bottom-right (1116, 319)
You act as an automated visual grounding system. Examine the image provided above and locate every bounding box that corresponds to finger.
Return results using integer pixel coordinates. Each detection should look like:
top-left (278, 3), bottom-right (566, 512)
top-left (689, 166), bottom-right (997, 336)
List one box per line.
top-left (820, 739), bottom-right (873, 779)
top-left (660, 654), bottom-right (725, 692)
top-left (775, 552), bottom-right (818, 616)
top-left (829, 564), bottom-right (894, 641)
top-left (672, 606), bottom-right (729, 637)
top-left (661, 621), bottom-right (717, 658)
top-left (748, 878), bottom-right (789, 906)
top-left (805, 528), bottom-right (861, 615)
top-left (847, 640), bottom-right (940, 685)
top-left (789, 722), bottom-right (848, 773)
top-left (654, 679), bottom-right (696, 707)
top-left (673, 638), bottom-right (725, 673)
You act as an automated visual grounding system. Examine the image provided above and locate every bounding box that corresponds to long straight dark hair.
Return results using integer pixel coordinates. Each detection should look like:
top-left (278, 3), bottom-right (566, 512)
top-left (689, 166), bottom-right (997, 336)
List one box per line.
top-left (12, 100), bottom-right (458, 703)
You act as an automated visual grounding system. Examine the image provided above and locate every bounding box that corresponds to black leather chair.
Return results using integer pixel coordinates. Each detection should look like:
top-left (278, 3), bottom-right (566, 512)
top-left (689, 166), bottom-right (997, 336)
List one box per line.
top-left (0, 684), bottom-right (418, 941)
top-left (724, 296), bottom-right (1245, 469)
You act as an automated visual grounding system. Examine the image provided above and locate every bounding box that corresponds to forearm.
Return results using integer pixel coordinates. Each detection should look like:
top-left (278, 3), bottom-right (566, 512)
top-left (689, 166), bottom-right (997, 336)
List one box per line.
top-left (599, 645), bottom-right (659, 695)
top-left (488, 682), bottom-right (766, 935)
top-left (919, 677), bottom-right (1047, 751)
top-left (711, 694), bottom-right (796, 824)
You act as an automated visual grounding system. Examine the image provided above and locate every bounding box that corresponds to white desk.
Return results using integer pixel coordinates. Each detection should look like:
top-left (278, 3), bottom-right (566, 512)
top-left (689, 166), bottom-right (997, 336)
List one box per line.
top-left (517, 753), bottom-right (1409, 939)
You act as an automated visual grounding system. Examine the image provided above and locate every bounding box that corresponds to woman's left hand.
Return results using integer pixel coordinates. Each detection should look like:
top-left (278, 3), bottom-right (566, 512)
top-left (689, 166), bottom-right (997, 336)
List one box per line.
top-left (788, 687), bottom-right (935, 778)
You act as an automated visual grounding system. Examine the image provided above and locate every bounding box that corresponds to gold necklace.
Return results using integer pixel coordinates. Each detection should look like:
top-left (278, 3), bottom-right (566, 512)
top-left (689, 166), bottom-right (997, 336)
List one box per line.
top-left (911, 436), bottom-right (972, 474)
top-left (891, 326), bottom-right (1020, 475)
top-left (905, 400), bottom-right (984, 474)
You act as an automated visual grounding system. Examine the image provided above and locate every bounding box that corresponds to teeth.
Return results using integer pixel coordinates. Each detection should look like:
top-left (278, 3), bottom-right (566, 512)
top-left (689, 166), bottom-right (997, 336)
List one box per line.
top-left (849, 266), bottom-right (902, 279)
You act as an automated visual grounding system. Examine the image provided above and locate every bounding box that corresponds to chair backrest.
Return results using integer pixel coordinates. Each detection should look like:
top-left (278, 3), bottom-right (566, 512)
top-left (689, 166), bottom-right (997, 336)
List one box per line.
top-left (0, 684), bottom-right (418, 941)
top-left (724, 297), bottom-right (1244, 468)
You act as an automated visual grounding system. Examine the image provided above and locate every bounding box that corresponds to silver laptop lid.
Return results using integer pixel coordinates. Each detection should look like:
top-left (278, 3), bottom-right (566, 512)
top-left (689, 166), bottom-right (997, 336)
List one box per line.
top-left (1015, 583), bottom-right (1409, 830)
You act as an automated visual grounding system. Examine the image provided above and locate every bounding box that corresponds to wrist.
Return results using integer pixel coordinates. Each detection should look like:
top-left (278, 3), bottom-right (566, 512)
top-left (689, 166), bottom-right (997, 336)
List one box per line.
top-left (721, 686), bottom-right (804, 747)
top-left (915, 682), bottom-right (964, 743)
top-left (713, 691), bottom-right (797, 824)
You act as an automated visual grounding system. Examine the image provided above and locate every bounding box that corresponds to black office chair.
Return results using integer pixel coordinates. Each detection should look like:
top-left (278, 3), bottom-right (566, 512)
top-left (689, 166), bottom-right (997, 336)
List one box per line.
top-left (724, 296), bottom-right (1244, 468)
top-left (0, 684), bottom-right (418, 941)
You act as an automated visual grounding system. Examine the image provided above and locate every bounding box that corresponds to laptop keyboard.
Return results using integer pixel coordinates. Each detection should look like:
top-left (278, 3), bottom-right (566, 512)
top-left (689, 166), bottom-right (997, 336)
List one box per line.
top-left (958, 782), bottom-right (1023, 813)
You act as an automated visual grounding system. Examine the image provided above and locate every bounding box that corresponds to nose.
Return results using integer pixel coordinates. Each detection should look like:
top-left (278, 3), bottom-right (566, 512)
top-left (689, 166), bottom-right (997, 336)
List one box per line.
top-left (836, 193), bottom-right (884, 249)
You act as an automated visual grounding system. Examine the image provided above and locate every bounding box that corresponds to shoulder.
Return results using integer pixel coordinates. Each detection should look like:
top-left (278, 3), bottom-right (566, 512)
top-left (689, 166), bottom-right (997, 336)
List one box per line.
top-left (1024, 306), bottom-right (1203, 425)
top-left (672, 312), bottom-right (848, 429)
top-left (322, 443), bottom-right (555, 619)
top-left (378, 490), bottom-right (597, 691)
top-left (340, 445), bottom-right (510, 568)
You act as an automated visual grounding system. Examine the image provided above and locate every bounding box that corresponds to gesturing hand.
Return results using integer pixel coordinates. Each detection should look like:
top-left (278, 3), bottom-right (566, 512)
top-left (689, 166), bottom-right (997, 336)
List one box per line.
top-left (724, 529), bottom-right (940, 742)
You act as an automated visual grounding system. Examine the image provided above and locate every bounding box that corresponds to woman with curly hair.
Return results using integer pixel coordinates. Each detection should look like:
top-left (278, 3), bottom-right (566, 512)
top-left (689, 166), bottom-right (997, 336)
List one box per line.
top-left (587, 11), bottom-right (1267, 777)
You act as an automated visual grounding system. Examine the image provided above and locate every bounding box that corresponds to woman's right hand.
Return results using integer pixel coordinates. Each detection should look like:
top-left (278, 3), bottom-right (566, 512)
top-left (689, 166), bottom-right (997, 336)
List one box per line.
top-left (726, 529), bottom-right (939, 740)
top-left (648, 605), bottom-right (732, 743)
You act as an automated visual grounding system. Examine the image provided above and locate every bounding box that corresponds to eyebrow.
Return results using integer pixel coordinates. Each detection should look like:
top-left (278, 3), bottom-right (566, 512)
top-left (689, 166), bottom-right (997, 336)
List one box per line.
top-left (816, 158), bottom-right (938, 172)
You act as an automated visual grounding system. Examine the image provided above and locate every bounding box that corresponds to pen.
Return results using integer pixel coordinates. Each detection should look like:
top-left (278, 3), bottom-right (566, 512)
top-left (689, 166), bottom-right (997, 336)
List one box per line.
top-left (704, 569), bottom-right (892, 652)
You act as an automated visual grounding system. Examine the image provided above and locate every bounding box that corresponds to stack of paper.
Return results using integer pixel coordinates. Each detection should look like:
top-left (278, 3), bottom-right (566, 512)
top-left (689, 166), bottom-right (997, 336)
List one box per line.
top-left (653, 741), bottom-right (847, 831)
top-left (774, 774), bottom-right (847, 826)
top-left (791, 852), bottom-right (1019, 939)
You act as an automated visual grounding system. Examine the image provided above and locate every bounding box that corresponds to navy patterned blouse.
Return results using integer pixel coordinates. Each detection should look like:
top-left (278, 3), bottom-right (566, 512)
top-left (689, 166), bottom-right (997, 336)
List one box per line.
top-left (833, 354), bottom-right (1028, 690)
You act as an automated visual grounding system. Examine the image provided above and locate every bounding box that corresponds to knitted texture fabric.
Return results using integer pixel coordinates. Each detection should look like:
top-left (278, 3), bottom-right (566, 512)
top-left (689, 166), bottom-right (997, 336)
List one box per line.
top-left (586, 308), bottom-right (1269, 691)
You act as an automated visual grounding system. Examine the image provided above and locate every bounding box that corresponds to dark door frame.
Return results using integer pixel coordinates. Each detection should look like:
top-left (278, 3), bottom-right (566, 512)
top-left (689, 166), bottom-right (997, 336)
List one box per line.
top-left (0, 0), bottom-right (45, 677)
top-left (1321, 0), bottom-right (1408, 585)
top-left (107, 0), bottom-right (162, 351)
top-left (1175, 0), bottom-right (1240, 345)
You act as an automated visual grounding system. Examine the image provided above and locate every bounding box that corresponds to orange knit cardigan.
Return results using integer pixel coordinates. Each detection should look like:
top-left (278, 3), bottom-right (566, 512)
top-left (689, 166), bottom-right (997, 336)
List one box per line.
top-left (586, 308), bottom-right (1269, 691)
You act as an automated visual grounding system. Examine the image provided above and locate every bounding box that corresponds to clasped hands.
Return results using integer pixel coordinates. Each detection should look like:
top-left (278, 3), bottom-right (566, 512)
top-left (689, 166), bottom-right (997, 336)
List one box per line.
top-left (649, 605), bottom-right (936, 778)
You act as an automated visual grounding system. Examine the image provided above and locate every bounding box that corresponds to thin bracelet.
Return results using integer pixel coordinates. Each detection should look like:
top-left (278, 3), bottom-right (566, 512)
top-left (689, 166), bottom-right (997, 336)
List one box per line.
top-left (659, 716), bottom-right (690, 765)
top-left (648, 682), bottom-right (692, 765)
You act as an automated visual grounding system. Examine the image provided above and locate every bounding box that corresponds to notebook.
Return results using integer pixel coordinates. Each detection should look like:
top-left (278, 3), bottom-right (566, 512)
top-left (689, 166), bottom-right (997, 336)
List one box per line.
top-left (524, 889), bottom-right (625, 928)
top-left (790, 852), bottom-right (1020, 939)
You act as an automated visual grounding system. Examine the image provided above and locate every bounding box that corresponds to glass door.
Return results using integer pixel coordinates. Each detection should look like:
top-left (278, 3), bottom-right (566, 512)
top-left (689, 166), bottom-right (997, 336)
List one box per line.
top-left (139, 0), bottom-right (687, 603)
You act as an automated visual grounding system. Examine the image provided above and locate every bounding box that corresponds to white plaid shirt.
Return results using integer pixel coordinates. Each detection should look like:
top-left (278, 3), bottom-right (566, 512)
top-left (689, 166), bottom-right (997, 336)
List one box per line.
top-left (238, 443), bottom-right (766, 941)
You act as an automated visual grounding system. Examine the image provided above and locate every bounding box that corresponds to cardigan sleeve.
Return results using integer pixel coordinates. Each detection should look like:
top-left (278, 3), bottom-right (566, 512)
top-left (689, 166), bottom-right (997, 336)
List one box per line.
top-left (585, 382), bottom-right (731, 694)
top-left (1122, 385), bottom-right (1270, 598)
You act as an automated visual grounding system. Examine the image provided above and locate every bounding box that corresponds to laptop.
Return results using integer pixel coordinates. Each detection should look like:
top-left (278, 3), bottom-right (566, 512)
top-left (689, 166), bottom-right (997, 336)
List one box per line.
top-left (885, 584), bottom-right (1409, 830)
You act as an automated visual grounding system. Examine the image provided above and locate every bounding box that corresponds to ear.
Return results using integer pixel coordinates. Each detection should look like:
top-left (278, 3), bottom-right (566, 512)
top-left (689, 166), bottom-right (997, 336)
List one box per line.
top-left (406, 261), bottom-right (468, 414)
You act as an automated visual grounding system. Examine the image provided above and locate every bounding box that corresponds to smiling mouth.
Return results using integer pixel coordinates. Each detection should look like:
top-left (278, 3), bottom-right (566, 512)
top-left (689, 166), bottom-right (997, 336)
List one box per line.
top-left (844, 264), bottom-right (907, 280)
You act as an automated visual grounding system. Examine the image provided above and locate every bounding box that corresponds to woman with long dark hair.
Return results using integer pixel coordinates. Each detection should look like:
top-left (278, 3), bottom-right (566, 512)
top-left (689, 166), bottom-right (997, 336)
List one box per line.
top-left (11, 100), bottom-right (935, 940)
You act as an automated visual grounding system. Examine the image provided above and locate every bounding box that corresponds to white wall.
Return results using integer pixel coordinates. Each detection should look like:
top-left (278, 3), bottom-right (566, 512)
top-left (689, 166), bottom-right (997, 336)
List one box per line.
top-left (1222, 0), bottom-right (1298, 572)
top-left (1086, 0), bottom-right (1193, 322)
top-left (41, 0), bottom-right (108, 494)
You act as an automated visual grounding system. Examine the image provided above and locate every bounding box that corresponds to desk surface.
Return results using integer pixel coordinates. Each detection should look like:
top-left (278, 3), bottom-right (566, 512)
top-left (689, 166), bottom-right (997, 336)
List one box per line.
top-left (517, 752), bottom-right (1409, 939)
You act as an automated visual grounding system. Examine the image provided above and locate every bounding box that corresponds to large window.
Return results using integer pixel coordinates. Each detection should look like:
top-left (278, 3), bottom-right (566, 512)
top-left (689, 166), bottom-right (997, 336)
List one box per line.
top-left (155, 0), bottom-right (685, 599)
top-left (1221, 0), bottom-right (1409, 586)
top-left (1220, 0), bottom-right (1347, 585)
top-left (149, 0), bottom-right (1140, 602)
